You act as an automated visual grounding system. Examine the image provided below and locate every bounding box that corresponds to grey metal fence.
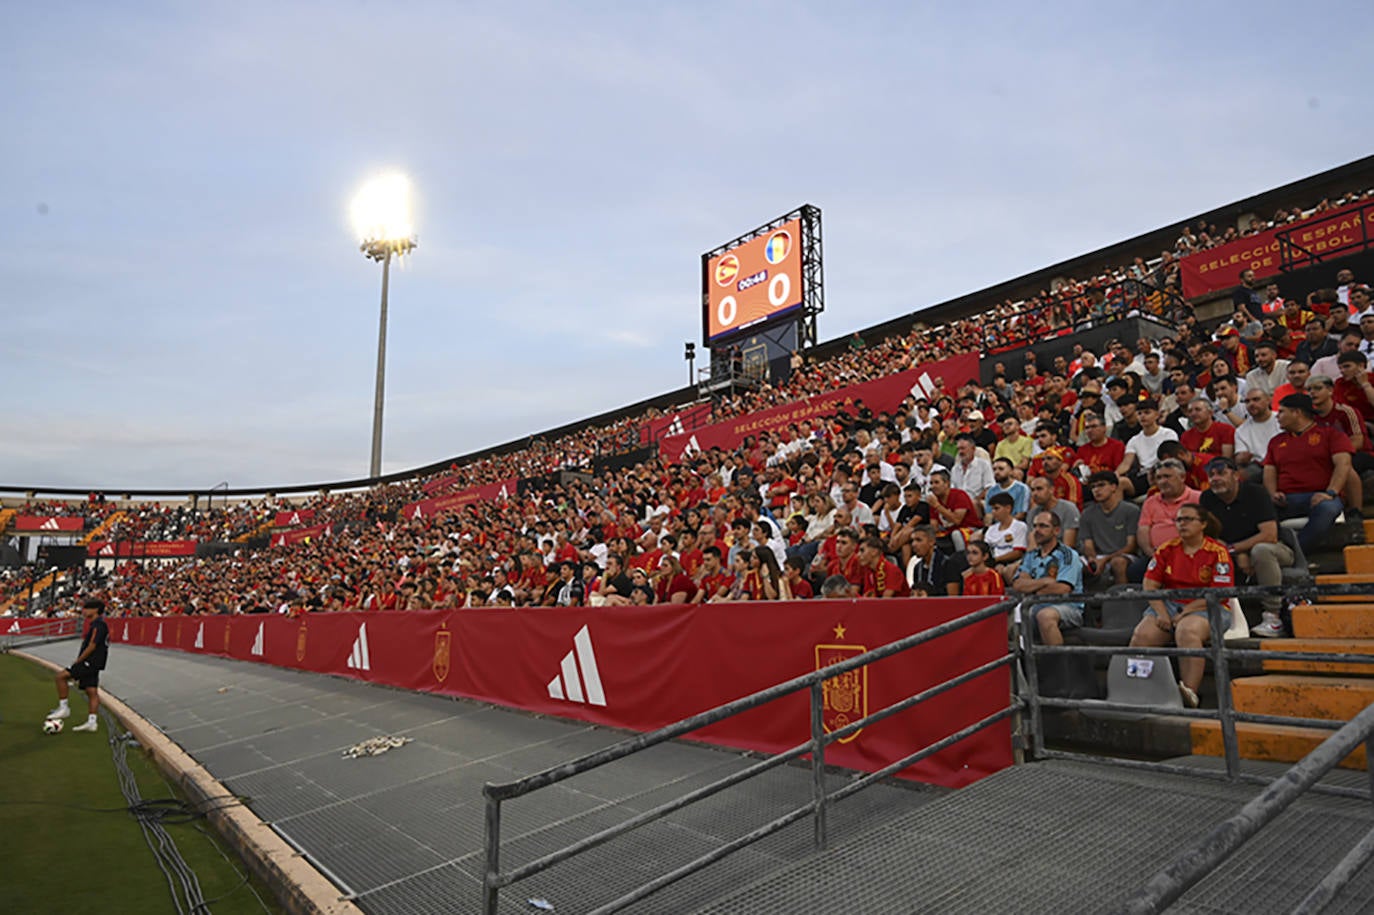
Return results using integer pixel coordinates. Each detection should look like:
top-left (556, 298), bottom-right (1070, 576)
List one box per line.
top-left (480, 598), bottom-right (1020, 915)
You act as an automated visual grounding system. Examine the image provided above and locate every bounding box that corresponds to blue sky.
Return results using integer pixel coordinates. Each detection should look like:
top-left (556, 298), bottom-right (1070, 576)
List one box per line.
top-left (4, 1), bottom-right (1373, 490)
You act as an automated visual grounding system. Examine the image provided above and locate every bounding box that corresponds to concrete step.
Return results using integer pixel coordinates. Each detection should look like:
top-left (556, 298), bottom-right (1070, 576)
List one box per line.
top-left (1261, 638), bottom-right (1374, 674)
top-left (1365, 518), bottom-right (1374, 542)
top-left (1315, 573), bottom-right (1374, 585)
top-left (1345, 545), bottom-right (1374, 575)
top-left (1293, 604), bottom-right (1374, 639)
top-left (1191, 719), bottom-right (1366, 770)
top-left (1231, 674), bottom-right (1374, 722)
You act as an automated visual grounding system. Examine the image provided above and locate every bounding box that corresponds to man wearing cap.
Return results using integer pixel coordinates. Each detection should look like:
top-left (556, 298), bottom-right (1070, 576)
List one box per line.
top-left (966, 410), bottom-right (999, 453)
top-left (1264, 393), bottom-right (1354, 552)
top-left (1200, 456), bottom-right (1290, 636)
top-left (1234, 387), bottom-right (1281, 485)
top-left (1215, 324), bottom-right (1253, 375)
top-left (1117, 399), bottom-right (1179, 498)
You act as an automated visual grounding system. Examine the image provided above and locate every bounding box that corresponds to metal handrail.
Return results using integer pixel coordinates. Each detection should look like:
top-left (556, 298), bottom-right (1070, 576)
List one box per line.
top-left (481, 597), bottom-right (1019, 914)
top-left (1017, 581), bottom-right (1374, 911)
top-left (1113, 703), bottom-right (1374, 914)
top-left (1276, 198), bottom-right (1374, 272)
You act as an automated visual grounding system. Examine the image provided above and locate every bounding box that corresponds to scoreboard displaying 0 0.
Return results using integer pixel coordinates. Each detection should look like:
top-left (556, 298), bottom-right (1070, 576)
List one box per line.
top-left (703, 217), bottom-right (804, 345)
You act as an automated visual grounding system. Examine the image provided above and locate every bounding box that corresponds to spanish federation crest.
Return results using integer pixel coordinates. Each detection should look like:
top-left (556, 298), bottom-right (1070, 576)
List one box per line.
top-left (815, 624), bottom-right (867, 744)
top-left (296, 620), bottom-right (308, 662)
top-left (434, 625), bottom-right (452, 683)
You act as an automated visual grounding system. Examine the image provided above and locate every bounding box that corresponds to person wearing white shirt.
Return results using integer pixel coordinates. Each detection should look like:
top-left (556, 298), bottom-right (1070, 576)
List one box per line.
top-left (1117, 400), bottom-right (1179, 497)
top-left (1234, 387), bottom-right (1281, 485)
top-left (949, 434), bottom-right (995, 504)
top-left (1243, 341), bottom-right (1289, 401)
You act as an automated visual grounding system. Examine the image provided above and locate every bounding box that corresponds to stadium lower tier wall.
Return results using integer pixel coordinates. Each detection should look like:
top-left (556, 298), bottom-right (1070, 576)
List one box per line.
top-left (111, 598), bottom-right (1011, 789)
top-left (978, 315), bottom-right (1177, 386)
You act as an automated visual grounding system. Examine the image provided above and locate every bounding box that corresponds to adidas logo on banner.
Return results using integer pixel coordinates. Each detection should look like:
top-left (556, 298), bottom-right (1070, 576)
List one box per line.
top-left (412, 506), bottom-right (424, 520)
top-left (680, 434), bottom-right (702, 462)
top-left (546, 625), bottom-right (606, 707)
top-left (40, 518), bottom-right (59, 530)
top-left (909, 371), bottom-right (939, 401)
top-left (155, 624), bottom-right (164, 645)
top-left (99, 544), bottom-right (114, 556)
top-left (666, 415), bottom-right (685, 436)
top-left (498, 484), bottom-right (510, 500)
top-left (121, 624), bottom-right (128, 641)
top-left (194, 624), bottom-right (204, 649)
top-left (346, 624), bottom-right (372, 671)
top-left (251, 623), bottom-right (265, 656)
top-left (289, 512), bottom-right (301, 525)
top-left (6, 621), bottom-right (19, 634)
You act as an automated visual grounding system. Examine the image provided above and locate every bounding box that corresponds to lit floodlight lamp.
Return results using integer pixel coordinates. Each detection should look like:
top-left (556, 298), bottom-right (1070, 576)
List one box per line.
top-left (352, 172), bottom-right (419, 477)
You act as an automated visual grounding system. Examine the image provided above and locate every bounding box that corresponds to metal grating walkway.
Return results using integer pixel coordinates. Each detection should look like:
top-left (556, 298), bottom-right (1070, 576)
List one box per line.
top-left (692, 757), bottom-right (1374, 914)
top-left (20, 642), bottom-right (939, 913)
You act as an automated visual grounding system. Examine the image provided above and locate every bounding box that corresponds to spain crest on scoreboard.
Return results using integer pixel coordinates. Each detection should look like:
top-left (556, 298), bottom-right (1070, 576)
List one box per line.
top-left (434, 624), bottom-right (451, 683)
top-left (296, 620), bottom-right (308, 662)
top-left (815, 625), bottom-right (867, 744)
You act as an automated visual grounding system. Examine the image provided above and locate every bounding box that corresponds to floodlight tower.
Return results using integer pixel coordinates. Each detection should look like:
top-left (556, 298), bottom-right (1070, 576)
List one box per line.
top-left (351, 174), bottom-right (418, 478)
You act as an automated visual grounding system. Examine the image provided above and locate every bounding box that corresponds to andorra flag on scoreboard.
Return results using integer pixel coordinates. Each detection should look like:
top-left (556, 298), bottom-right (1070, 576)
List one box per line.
top-left (704, 218), bottom-right (804, 344)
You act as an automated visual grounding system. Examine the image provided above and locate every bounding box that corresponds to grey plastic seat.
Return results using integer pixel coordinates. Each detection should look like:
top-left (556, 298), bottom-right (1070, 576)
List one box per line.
top-left (1105, 653), bottom-right (1182, 711)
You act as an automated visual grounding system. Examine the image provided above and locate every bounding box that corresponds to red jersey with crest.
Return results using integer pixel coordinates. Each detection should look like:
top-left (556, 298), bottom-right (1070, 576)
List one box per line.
top-left (1264, 423), bottom-right (1353, 493)
top-left (1143, 537), bottom-right (1234, 589)
top-left (858, 559), bottom-right (911, 598)
top-left (961, 568), bottom-right (1005, 596)
top-left (1077, 437), bottom-right (1125, 475)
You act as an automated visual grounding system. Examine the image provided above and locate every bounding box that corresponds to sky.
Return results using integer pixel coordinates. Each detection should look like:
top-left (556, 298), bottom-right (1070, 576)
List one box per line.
top-left (4, 1), bottom-right (1374, 491)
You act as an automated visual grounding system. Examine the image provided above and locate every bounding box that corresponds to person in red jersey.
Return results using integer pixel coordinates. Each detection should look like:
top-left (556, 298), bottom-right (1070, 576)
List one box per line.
top-left (856, 536), bottom-right (910, 598)
top-left (783, 556), bottom-right (814, 599)
top-left (960, 540), bottom-right (1005, 597)
top-left (692, 546), bottom-right (733, 604)
top-left (1041, 447), bottom-right (1083, 509)
top-left (1129, 506), bottom-right (1235, 708)
top-left (1178, 397), bottom-right (1235, 490)
top-left (1334, 350), bottom-right (1374, 426)
top-left (1074, 412), bottom-right (1125, 479)
top-left (926, 468), bottom-right (979, 549)
top-left (1264, 392), bottom-right (1354, 552)
top-left (821, 527), bottom-right (865, 591)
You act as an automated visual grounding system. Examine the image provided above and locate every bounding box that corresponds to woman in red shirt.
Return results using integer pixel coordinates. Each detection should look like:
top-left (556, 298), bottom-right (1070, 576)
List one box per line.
top-left (1129, 506), bottom-right (1234, 708)
top-left (960, 541), bottom-right (1005, 597)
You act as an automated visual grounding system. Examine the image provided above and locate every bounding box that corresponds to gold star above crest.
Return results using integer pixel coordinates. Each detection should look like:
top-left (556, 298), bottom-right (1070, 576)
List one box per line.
top-left (833, 623), bottom-right (847, 640)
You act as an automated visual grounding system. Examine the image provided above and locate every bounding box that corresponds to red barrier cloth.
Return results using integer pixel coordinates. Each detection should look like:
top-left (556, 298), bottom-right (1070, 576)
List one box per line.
top-left (639, 403), bottom-right (714, 444)
top-left (273, 509), bottom-right (316, 528)
top-left (13, 516), bottom-right (84, 532)
top-left (1178, 201), bottom-right (1370, 298)
top-left (2, 617), bottom-right (80, 636)
top-left (88, 540), bottom-right (199, 558)
top-left (269, 525), bottom-right (328, 547)
top-left (659, 354), bottom-right (980, 462)
top-left (401, 478), bottom-right (518, 520)
top-left (114, 596), bottom-right (1011, 788)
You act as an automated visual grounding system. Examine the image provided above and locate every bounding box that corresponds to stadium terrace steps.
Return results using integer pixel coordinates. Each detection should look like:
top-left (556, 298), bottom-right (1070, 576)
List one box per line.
top-left (1190, 719), bottom-right (1366, 770)
top-left (78, 510), bottom-right (125, 547)
top-left (1259, 638), bottom-right (1374, 675)
top-left (1292, 604), bottom-right (1374, 639)
top-left (1231, 674), bottom-right (1374, 722)
top-left (0, 570), bottom-right (63, 612)
top-left (0, 508), bottom-right (14, 534)
top-left (1344, 545), bottom-right (1374, 575)
top-left (1365, 519), bottom-right (1374, 542)
top-left (234, 516), bottom-right (275, 543)
top-left (1314, 572), bottom-right (1374, 586)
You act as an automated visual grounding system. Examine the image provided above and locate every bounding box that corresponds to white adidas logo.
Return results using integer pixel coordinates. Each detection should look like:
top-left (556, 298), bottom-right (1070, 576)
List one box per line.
top-left (909, 371), bottom-right (939, 402)
top-left (666, 415), bottom-right (685, 436)
top-left (289, 511), bottom-right (301, 525)
top-left (498, 484), bottom-right (510, 500)
top-left (155, 623), bottom-right (164, 645)
top-left (412, 506), bottom-right (424, 520)
top-left (251, 622), bottom-right (265, 656)
top-left (679, 434), bottom-right (702, 462)
top-left (40, 518), bottom-right (59, 530)
top-left (547, 625), bottom-right (606, 706)
top-left (346, 623), bottom-right (371, 671)
top-left (6, 621), bottom-right (19, 634)
top-left (194, 624), bottom-right (204, 649)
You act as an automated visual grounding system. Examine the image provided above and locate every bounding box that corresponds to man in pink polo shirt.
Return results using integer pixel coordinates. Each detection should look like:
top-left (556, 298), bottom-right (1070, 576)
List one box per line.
top-left (1129, 457), bottom-right (1201, 581)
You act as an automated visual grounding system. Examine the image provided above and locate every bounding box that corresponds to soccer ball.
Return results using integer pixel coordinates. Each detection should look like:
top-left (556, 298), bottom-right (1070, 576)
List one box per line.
top-left (43, 718), bottom-right (64, 735)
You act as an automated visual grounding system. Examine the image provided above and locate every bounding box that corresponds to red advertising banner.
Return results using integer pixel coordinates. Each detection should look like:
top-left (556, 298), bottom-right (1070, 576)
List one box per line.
top-left (639, 402), bottom-right (714, 445)
top-left (2, 617), bottom-right (80, 637)
top-left (1179, 200), bottom-right (1370, 298)
top-left (112, 596), bottom-right (1010, 789)
top-left (659, 353), bottom-right (980, 463)
top-left (401, 477), bottom-right (518, 521)
top-left (273, 509), bottom-right (316, 528)
top-left (88, 540), bottom-right (199, 558)
top-left (14, 516), bottom-right (85, 533)
top-left (269, 525), bottom-right (328, 547)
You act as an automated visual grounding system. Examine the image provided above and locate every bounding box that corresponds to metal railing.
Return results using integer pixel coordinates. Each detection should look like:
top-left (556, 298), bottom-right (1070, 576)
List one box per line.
top-left (1018, 582), bottom-right (1374, 911)
top-left (480, 598), bottom-right (1020, 915)
top-left (1277, 198), bottom-right (1374, 272)
top-left (1114, 701), bottom-right (1374, 914)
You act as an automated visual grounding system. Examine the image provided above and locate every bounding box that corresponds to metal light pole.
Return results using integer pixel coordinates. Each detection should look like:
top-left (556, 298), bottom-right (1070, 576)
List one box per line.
top-left (352, 174), bottom-right (417, 478)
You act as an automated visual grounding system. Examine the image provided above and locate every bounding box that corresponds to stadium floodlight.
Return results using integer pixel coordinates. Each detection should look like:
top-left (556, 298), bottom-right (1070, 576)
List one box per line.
top-left (351, 173), bottom-right (418, 478)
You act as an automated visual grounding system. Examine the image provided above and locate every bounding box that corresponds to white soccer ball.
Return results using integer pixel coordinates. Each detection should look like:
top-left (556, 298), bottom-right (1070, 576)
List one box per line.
top-left (43, 718), bottom-right (64, 735)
